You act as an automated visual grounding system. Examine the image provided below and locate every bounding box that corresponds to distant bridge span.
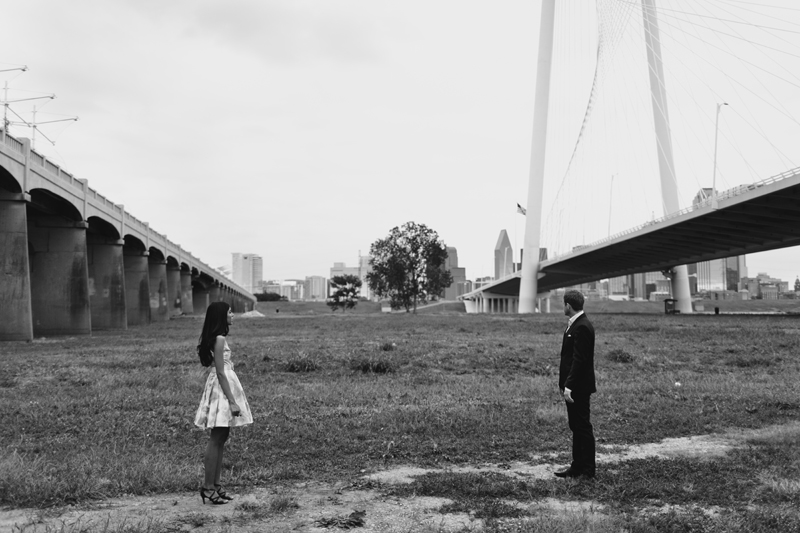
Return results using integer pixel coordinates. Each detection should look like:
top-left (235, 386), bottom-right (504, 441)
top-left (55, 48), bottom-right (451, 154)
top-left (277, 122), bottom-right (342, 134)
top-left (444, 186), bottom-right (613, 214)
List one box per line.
top-left (461, 167), bottom-right (800, 312)
top-left (0, 132), bottom-right (255, 341)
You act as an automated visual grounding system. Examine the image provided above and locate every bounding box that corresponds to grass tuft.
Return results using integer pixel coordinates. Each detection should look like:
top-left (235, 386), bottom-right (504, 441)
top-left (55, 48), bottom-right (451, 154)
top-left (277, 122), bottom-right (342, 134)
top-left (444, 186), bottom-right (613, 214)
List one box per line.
top-left (606, 348), bottom-right (634, 363)
top-left (350, 358), bottom-right (395, 374)
top-left (284, 353), bottom-right (319, 372)
top-left (726, 355), bottom-right (772, 368)
top-left (236, 496), bottom-right (298, 520)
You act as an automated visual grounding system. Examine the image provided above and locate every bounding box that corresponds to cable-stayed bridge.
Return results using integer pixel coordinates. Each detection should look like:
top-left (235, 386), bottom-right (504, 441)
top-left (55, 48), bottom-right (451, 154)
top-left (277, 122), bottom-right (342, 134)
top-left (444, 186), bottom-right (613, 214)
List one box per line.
top-left (461, 166), bottom-right (800, 313)
top-left (462, 0), bottom-right (800, 313)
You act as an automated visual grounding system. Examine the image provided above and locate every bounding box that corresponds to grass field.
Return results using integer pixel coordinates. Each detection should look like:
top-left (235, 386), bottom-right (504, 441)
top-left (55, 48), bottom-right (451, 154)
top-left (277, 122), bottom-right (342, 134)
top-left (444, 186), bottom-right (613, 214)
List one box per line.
top-left (2, 304), bottom-right (800, 531)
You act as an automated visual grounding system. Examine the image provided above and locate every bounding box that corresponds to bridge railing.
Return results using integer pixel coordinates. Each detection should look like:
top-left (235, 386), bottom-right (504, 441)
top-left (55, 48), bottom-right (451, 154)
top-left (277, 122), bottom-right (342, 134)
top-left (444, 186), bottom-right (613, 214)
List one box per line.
top-left (551, 166), bottom-right (800, 261)
top-left (1, 133), bottom-right (25, 155)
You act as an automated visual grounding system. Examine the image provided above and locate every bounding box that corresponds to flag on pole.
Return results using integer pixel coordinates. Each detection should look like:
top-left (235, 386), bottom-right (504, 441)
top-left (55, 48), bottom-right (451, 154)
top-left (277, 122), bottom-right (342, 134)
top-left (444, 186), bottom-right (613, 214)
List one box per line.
top-left (516, 203), bottom-right (527, 215)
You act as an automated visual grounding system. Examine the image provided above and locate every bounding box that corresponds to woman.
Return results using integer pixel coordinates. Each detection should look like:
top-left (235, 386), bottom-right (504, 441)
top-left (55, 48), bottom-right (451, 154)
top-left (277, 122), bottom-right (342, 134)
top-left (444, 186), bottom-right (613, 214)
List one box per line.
top-left (194, 301), bottom-right (253, 504)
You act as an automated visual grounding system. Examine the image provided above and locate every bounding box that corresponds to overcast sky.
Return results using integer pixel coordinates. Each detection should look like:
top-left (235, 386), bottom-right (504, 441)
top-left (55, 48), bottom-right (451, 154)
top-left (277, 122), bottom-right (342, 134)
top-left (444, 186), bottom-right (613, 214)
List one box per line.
top-left (2, 0), bottom-right (799, 286)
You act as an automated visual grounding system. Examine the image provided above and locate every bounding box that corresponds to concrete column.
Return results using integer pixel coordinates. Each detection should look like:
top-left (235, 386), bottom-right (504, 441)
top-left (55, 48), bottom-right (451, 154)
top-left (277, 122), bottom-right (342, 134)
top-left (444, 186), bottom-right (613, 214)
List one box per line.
top-left (0, 193), bottom-right (33, 341)
top-left (180, 270), bottom-right (194, 314)
top-left (27, 217), bottom-right (91, 336)
top-left (167, 265), bottom-right (182, 317)
top-left (209, 284), bottom-right (221, 303)
top-left (87, 236), bottom-right (127, 330)
top-left (221, 287), bottom-right (231, 307)
top-left (148, 259), bottom-right (169, 322)
top-left (193, 286), bottom-right (209, 314)
top-left (124, 250), bottom-right (151, 326)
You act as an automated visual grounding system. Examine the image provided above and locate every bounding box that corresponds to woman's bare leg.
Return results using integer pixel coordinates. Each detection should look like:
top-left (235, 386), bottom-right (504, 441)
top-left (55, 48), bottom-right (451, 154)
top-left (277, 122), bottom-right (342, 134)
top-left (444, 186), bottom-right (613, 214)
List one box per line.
top-left (203, 427), bottom-right (229, 490)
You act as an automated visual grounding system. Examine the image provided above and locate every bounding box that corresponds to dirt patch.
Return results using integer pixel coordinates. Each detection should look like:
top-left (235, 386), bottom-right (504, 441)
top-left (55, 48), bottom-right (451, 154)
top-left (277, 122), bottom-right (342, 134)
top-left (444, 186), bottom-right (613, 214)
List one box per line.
top-left (2, 424), bottom-right (793, 533)
top-left (1, 484), bottom-right (474, 533)
top-left (366, 430), bottom-right (738, 487)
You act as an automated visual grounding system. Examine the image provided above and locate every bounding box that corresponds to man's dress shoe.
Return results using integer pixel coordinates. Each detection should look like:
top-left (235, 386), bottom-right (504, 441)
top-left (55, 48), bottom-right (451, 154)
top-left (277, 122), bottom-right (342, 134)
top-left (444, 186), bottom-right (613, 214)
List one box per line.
top-left (554, 467), bottom-right (595, 479)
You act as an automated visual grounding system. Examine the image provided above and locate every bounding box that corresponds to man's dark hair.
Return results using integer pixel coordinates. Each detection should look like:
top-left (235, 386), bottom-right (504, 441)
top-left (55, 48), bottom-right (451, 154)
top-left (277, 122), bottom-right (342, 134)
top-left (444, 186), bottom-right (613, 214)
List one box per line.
top-left (564, 290), bottom-right (585, 311)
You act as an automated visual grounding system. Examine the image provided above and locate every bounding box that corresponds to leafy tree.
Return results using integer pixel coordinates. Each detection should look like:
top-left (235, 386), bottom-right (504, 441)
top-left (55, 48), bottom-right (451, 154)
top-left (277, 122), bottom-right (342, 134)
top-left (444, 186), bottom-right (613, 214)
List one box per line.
top-left (256, 291), bottom-right (282, 302)
top-left (327, 274), bottom-right (362, 312)
top-left (367, 221), bottom-right (454, 313)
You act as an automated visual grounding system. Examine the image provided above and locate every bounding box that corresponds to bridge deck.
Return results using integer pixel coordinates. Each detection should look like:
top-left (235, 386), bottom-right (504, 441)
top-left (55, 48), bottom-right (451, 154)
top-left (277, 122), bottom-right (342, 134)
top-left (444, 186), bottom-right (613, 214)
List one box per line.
top-left (465, 168), bottom-right (800, 297)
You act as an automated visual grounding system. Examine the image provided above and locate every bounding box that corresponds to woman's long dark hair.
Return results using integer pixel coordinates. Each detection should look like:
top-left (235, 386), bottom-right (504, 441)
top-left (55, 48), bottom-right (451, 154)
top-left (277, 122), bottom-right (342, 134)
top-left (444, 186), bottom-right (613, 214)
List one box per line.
top-left (197, 301), bottom-right (231, 367)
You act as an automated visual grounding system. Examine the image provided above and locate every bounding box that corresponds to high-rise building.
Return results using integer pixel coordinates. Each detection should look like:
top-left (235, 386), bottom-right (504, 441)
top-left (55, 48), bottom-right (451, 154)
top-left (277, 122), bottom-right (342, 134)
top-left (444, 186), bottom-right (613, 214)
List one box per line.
top-left (695, 256), bottom-right (747, 292)
top-left (231, 253), bottom-right (263, 293)
top-left (443, 246), bottom-right (466, 300)
top-left (495, 230), bottom-right (514, 279)
top-left (304, 276), bottom-right (328, 301)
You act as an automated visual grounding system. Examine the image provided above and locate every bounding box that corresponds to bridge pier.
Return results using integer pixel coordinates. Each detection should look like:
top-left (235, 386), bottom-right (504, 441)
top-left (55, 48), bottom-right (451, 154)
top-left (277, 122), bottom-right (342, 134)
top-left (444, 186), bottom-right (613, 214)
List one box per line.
top-left (166, 262), bottom-right (182, 317)
top-left (27, 217), bottom-right (91, 337)
top-left (87, 236), bottom-right (127, 330)
top-left (123, 247), bottom-right (151, 326)
top-left (193, 285), bottom-right (209, 314)
top-left (180, 268), bottom-right (194, 314)
top-left (222, 287), bottom-right (234, 309)
top-left (670, 265), bottom-right (693, 314)
top-left (148, 257), bottom-right (169, 322)
top-left (0, 192), bottom-right (33, 341)
top-left (209, 284), bottom-right (221, 304)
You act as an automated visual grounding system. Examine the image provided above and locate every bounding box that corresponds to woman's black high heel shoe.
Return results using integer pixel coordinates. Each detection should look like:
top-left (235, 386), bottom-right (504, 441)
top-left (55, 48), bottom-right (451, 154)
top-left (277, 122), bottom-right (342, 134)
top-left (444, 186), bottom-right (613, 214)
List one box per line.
top-left (199, 487), bottom-right (228, 505)
top-left (214, 485), bottom-right (234, 501)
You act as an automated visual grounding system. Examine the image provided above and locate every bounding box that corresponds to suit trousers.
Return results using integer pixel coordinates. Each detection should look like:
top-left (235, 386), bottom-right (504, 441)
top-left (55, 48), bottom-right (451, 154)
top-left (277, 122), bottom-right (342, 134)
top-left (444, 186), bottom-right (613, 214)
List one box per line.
top-left (566, 393), bottom-right (596, 474)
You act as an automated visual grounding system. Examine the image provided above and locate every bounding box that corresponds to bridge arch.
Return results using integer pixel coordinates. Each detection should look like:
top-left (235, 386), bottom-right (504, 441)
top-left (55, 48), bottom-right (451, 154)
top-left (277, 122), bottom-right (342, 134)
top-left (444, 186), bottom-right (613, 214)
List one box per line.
top-left (0, 165), bottom-right (21, 194)
top-left (28, 189), bottom-right (82, 221)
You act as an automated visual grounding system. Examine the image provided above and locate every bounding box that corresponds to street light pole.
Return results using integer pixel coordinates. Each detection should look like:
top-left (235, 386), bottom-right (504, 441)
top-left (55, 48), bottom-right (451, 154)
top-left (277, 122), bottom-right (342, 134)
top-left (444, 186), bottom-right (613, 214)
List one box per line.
top-left (712, 102), bottom-right (728, 210)
top-left (608, 173), bottom-right (616, 237)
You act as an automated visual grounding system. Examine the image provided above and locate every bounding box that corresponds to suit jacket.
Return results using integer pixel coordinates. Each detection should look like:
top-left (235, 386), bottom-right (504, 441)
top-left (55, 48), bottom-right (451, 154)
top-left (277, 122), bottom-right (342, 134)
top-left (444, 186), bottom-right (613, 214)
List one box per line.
top-left (559, 313), bottom-right (596, 395)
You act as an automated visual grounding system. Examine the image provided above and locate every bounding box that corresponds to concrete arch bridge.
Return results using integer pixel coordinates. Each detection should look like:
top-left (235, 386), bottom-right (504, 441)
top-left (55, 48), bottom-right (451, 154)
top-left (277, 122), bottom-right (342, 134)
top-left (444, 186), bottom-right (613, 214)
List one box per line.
top-left (0, 133), bottom-right (255, 341)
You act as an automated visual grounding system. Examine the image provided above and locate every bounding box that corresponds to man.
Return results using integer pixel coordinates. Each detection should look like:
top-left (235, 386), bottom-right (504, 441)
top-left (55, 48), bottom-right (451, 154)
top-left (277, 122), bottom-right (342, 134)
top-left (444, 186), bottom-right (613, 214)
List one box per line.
top-left (555, 289), bottom-right (596, 479)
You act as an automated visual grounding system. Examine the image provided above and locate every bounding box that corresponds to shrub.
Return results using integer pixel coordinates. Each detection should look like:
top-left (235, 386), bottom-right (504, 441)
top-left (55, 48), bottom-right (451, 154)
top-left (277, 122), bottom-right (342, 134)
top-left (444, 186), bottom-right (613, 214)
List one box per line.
top-left (256, 291), bottom-right (282, 302)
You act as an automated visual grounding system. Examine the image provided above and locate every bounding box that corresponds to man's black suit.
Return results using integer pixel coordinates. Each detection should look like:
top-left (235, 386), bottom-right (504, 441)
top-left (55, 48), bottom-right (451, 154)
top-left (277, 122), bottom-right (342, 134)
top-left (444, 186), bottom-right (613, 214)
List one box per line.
top-left (559, 312), bottom-right (596, 476)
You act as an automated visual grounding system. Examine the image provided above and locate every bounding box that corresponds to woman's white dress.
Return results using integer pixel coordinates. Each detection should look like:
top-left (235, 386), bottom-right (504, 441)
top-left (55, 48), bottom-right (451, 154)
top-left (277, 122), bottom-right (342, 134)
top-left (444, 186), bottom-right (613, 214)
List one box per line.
top-left (194, 338), bottom-right (253, 429)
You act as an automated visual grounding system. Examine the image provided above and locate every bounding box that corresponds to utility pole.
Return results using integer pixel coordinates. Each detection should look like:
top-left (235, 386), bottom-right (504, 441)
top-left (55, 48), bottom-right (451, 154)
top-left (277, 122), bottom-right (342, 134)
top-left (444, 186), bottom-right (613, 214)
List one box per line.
top-left (1, 65), bottom-right (29, 140)
top-left (2, 67), bottom-right (77, 147)
top-left (608, 174), bottom-right (616, 237)
top-left (2, 81), bottom-right (56, 141)
top-left (23, 105), bottom-right (78, 149)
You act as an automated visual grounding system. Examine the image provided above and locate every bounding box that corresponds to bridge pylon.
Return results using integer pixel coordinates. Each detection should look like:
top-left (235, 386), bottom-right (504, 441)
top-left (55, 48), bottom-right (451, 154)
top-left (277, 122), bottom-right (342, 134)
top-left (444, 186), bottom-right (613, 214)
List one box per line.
top-left (643, 0), bottom-right (693, 313)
